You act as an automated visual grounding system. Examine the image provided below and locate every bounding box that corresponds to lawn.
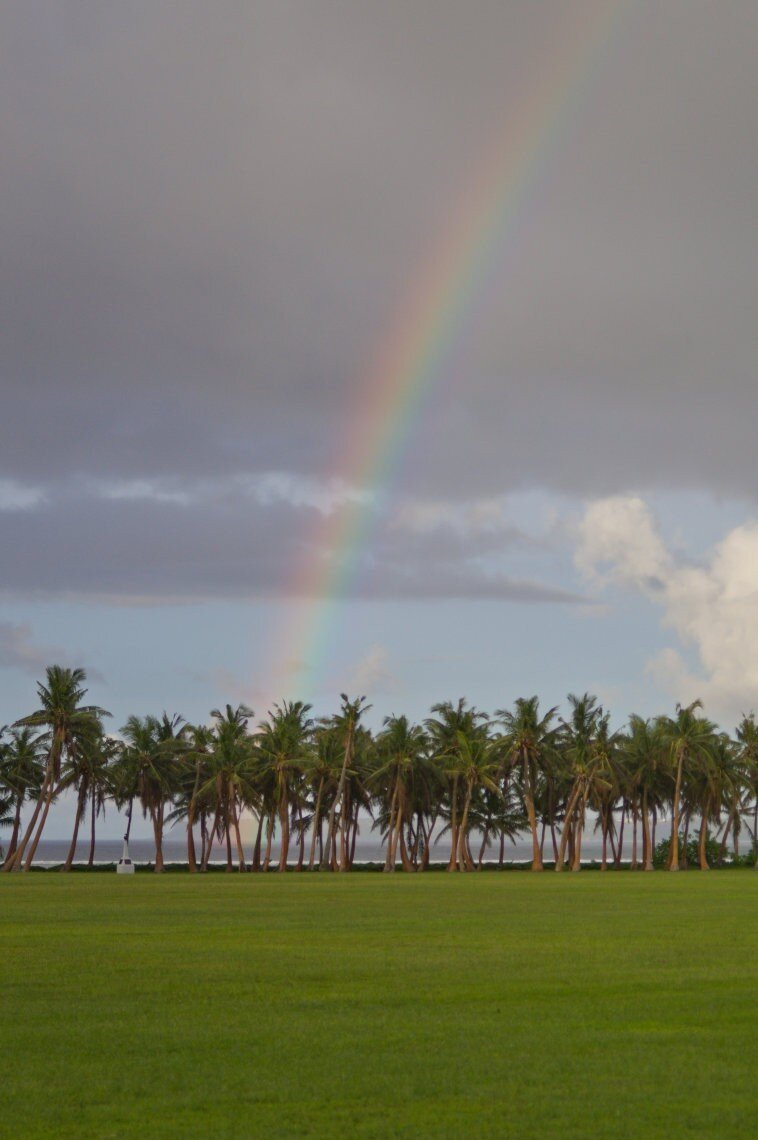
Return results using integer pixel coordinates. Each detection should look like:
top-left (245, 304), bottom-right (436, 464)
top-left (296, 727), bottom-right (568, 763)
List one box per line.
top-left (1, 872), bottom-right (756, 1138)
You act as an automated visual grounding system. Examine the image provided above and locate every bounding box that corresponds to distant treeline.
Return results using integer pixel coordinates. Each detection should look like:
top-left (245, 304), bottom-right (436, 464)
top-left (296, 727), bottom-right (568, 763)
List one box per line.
top-left (2, 667), bottom-right (757, 873)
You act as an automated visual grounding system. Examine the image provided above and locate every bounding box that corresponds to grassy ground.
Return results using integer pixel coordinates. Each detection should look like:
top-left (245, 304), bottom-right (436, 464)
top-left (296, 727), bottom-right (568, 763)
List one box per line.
top-left (1, 873), bottom-right (756, 1138)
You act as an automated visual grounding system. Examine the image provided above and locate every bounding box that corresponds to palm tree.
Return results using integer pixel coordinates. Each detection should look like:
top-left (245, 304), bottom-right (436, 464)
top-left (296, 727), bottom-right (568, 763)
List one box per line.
top-left (322, 694), bottom-right (371, 872)
top-left (59, 725), bottom-right (114, 871)
top-left (178, 723), bottom-right (215, 872)
top-left (497, 697), bottom-right (558, 871)
top-left (688, 734), bottom-right (741, 870)
top-left (0, 727), bottom-right (44, 870)
top-left (5, 666), bottom-right (109, 872)
top-left (660, 701), bottom-right (719, 870)
top-left (202, 704), bottom-right (256, 871)
top-left (555, 694), bottom-right (605, 872)
top-left (425, 699), bottom-right (488, 871)
top-left (623, 715), bottom-right (667, 870)
top-left (121, 713), bottom-right (187, 872)
top-left (255, 701), bottom-right (312, 871)
top-left (373, 715), bottom-right (430, 872)
top-left (735, 714), bottom-right (758, 867)
top-left (449, 729), bottom-right (503, 871)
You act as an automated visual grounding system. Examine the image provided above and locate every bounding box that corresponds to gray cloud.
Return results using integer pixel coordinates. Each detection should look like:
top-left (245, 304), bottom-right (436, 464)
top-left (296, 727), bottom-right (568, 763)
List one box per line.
top-left (1, 2), bottom-right (756, 603)
top-left (0, 480), bottom-right (579, 603)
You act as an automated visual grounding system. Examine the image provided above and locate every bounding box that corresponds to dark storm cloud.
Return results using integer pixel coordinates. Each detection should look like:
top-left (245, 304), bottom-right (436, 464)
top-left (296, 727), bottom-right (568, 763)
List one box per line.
top-left (1, 2), bottom-right (756, 598)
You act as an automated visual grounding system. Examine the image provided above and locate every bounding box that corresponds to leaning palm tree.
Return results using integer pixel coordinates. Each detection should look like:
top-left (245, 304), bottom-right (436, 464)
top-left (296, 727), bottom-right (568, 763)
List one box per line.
top-left (5, 666), bottom-right (109, 872)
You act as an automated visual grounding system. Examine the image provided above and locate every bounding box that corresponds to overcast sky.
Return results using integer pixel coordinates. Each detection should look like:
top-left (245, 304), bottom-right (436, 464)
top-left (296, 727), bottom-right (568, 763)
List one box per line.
top-left (2, 2), bottom-right (757, 841)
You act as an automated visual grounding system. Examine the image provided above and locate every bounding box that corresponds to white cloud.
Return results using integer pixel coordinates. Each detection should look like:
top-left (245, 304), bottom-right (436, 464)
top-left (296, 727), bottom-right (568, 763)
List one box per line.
top-left (576, 496), bottom-right (758, 723)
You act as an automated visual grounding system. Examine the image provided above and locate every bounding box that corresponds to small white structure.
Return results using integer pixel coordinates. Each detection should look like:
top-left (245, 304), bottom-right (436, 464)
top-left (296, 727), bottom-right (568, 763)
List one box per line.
top-left (116, 837), bottom-right (135, 875)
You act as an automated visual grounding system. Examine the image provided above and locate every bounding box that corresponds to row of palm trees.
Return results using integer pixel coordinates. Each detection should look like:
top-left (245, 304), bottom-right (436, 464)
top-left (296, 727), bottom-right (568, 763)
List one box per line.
top-left (1, 666), bottom-right (757, 873)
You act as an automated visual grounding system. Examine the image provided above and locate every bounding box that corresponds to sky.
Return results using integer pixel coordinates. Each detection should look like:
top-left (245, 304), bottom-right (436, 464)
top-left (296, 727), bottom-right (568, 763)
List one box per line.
top-left (2, 0), bottom-right (758, 839)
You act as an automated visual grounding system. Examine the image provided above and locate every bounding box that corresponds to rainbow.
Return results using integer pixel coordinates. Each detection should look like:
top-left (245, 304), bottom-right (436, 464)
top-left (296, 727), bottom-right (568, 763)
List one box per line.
top-left (267, 0), bottom-right (630, 703)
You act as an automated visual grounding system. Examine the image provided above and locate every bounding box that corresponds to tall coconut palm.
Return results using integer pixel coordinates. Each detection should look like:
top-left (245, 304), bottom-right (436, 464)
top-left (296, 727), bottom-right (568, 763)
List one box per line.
top-left (497, 696), bottom-right (558, 871)
top-left (6, 667), bottom-right (109, 872)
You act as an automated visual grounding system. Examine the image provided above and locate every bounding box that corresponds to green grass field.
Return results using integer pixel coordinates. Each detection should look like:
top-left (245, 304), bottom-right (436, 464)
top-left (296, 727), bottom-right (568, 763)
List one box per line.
top-left (1, 873), bottom-right (756, 1138)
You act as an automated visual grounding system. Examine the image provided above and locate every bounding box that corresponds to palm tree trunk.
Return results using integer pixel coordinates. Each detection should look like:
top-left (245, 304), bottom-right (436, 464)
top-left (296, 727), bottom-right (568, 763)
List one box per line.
top-left (615, 807), bottom-right (626, 868)
top-left (224, 812), bottom-right (233, 872)
top-left (384, 783), bottom-right (398, 872)
top-left (295, 811), bottom-right (305, 871)
top-left (202, 809), bottom-right (220, 871)
top-left (447, 777), bottom-right (460, 872)
top-left (399, 821), bottom-right (414, 872)
top-left (642, 789), bottom-right (654, 870)
top-left (232, 793), bottom-right (246, 872)
top-left (187, 762), bottom-right (201, 872)
top-left (3, 798), bottom-right (23, 866)
top-left (308, 777), bottom-right (325, 870)
top-left (87, 794), bottom-right (97, 867)
top-left (278, 797), bottom-right (290, 872)
top-left (250, 811), bottom-right (263, 870)
top-left (523, 756), bottom-right (543, 871)
top-left (681, 810), bottom-right (691, 869)
top-left (263, 814), bottom-right (274, 871)
top-left (571, 795), bottom-right (587, 871)
top-left (153, 804), bottom-right (165, 873)
top-left (556, 783), bottom-right (582, 871)
top-left (62, 783), bottom-right (88, 871)
top-left (457, 779), bottom-right (475, 872)
top-left (631, 806), bottom-right (639, 870)
top-left (669, 749), bottom-right (685, 870)
top-left (699, 802), bottom-right (710, 870)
